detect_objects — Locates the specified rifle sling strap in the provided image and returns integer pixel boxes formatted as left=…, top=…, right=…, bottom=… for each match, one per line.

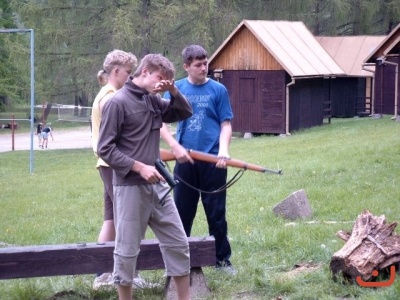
left=173, top=169, right=245, bottom=194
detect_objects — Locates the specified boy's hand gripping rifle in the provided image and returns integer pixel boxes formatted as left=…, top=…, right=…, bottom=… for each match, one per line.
left=155, top=159, right=178, bottom=206
left=160, top=148, right=282, bottom=175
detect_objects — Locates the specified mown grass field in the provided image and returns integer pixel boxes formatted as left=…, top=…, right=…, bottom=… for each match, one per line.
left=0, top=116, right=399, bottom=299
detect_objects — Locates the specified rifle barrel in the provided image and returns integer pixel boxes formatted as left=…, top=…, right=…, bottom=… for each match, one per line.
left=159, top=148, right=282, bottom=175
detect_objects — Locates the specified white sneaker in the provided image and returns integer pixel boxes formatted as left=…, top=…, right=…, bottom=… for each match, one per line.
left=93, top=273, right=114, bottom=289
left=133, top=275, right=161, bottom=289
left=133, top=275, right=147, bottom=288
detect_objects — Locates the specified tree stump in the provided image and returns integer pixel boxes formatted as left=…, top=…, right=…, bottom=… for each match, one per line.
left=330, top=210, right=400, bottom=282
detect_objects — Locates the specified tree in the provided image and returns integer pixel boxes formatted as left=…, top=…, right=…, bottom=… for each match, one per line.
left=2, top=0, right=399, bottom=109
left=8, top=0, right=233, bottom=103
left=10, top=0, right=134, bottom=106
left=0, top=0, right=29, bottom=111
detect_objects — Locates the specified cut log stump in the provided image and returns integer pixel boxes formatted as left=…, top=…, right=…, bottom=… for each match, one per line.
left=330, top=210, right=400, bottom=282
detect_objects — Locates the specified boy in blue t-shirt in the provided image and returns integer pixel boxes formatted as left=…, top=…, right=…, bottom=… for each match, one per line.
left=162, top=44, right=236, bottom=275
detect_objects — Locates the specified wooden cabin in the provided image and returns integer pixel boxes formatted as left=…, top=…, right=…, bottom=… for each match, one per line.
left=364, top=23, right=400, bottom=117
left=208, top=20, right=345, bottom=135
left=316, top=36, right=385, bottom=118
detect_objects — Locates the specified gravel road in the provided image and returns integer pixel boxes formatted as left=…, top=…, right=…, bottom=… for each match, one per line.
left=0, top=126, right=92, bottom=153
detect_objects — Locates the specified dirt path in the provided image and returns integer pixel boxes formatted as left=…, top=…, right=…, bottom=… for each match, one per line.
left=0, top=126, right=92, bottom=153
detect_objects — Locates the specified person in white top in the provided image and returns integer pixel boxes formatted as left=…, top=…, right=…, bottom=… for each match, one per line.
left=91, top=49, right=138, bottom=289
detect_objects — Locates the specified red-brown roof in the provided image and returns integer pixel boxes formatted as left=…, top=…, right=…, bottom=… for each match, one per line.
left=316, top=36, right=386, bottom=77
left=364, top=22, right=400, bottom=63
left=208, top=20, right=345, bottom=77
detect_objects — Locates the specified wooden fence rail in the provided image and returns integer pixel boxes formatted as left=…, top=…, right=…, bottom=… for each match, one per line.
left=0, top=236, right=215, bottom=280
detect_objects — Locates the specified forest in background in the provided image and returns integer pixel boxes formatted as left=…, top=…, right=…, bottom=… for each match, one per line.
left=0, top=0, right=399, bottom=111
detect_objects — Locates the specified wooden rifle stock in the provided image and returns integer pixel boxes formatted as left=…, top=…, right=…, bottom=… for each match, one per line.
left=160, top=148, right=282, bottom=175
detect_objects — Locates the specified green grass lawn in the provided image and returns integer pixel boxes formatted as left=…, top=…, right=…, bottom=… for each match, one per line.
left=0, top=116, right=399, bottom=299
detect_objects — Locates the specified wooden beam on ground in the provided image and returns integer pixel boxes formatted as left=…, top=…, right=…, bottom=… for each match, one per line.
left=0, top=236, right=215, bottom=280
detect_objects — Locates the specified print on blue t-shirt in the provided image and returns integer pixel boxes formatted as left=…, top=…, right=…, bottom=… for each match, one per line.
left=164, top=78, right=233, bottom=154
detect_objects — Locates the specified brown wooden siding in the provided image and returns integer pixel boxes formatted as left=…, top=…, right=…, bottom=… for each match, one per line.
left=355, top=78, right=370, bottom=116
left=365, top=77, right=372, bottom=115
left=219, top=70, right=286, bottom=134
left=209, top=27, right=284, bottom=71
left=329, top=77, right=367, bottom=118
left=214, top=70, right=331, bottom=134
left=289, top=78, right=329, bottom=132
left=374, top=56, right=399, bottom=115
left=260, top=71, right=286, bottom=133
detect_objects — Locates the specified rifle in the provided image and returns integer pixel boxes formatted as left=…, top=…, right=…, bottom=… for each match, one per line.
left=154, top=159, right=178, bottom=206
left=160, top=148, right=282, bottom=175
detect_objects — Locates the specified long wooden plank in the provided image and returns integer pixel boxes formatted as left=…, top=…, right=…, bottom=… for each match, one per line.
left=0, top=236, right=215, bottom=280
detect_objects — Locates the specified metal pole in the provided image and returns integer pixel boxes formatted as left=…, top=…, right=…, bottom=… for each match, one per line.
left=0, top=28, right=35, bottom=174
left=29, top=29, right=35, bottom=174
left=11, top=114, right=15, bottom=151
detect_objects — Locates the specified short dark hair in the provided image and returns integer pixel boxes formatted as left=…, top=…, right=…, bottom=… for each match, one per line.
left=182, top=45, right=207, bottom=66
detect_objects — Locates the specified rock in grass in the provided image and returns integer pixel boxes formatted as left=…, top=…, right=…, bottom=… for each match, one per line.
left=272, top=189, right=312, bottom=220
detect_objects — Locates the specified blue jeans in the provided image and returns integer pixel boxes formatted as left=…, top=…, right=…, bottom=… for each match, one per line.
left=173, top=161, right=232, bottom=263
